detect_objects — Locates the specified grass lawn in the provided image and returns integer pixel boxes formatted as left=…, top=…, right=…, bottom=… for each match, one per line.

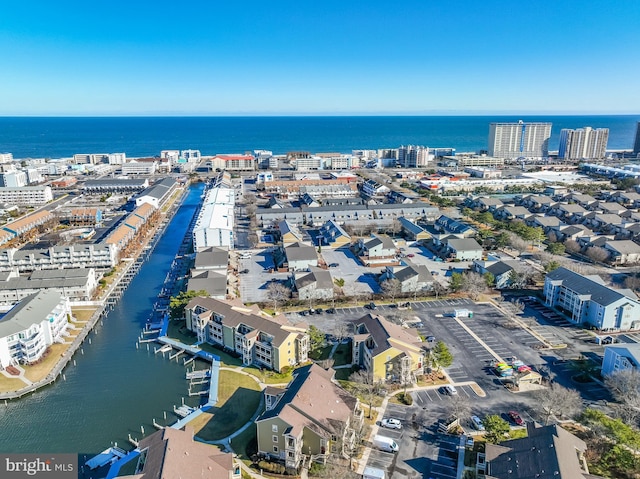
left=309, top=345, right=332, bottom=361
left=23, top=343, right=71, bottom=382
left=230, top=423, right=257, bottom=461
left=191, top=370, right=262, bottom=441
left=335, top=365, right=359, bottom=381
left=332, top=342, right=352, bottom=367
left=0, top=374, right=28, bottom=393
left=242, top=366, right=293, bottom=385
left=199, top=344, right=243, bottom=367
left=72, top=308, right=96, bottom=322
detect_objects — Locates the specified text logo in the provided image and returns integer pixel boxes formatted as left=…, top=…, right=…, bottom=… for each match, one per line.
left=0, top=454, right=76, bottom=478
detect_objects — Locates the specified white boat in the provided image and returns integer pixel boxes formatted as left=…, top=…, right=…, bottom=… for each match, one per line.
left=85, top=446, right=128, bottom=470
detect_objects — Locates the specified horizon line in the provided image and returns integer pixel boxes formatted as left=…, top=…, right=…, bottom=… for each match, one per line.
left=1, top=112, right=640, bottom=118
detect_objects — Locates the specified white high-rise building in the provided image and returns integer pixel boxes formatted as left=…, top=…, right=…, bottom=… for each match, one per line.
left=488, top=121, right=552, bottom=159
left=558, top=127, right=609, bottom=160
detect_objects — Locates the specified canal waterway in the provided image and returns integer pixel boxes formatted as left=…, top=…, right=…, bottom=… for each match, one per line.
left=0, top=183, right=205, bottom=454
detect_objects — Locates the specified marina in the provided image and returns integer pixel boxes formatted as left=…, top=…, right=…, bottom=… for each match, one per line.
left=0, top=183, right=207, bottom=454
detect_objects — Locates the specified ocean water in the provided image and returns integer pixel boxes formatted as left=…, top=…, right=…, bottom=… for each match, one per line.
left=0, top=115, right=638, bottom=159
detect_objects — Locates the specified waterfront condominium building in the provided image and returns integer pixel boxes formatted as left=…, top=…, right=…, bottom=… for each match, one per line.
left=184, top=297, right=309, bottom=373
left=488, top=120, right=552, bottom=159
left=0, top=290, right=71, bottom=369
left=558, top=127, right=609, bottom=160
left=634, top=121, right=640, bottom=157
left=192, top=187, right=235, bottom=251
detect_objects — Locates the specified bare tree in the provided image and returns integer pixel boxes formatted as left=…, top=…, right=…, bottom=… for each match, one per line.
left=349, top=369, right=382, bottom=419
left=586, top=246, right=610, bottom=263
left=533, top=382, right=582, bottom=425
left=245, top=203, right=257, bottom=218
left=447, top=394, right=471, bottom=420
left=243, top=193, right=257, bottom=204
left=624, top=273, right=640, bottom=293
left=432, top=281, right=447, bottom=300
left=390, top=218, right=402, bottom=238
left=381, top=278, right=402, bottom=303
left=564, top=239, right=581, bottom=254
left=460, top=271, right=488, bottom=300
left=266, top=282, right=291, bottom=312
left=547, top=231, right=559, bottom=244
left=333, top=320, right=350, bottom=344
left=605, top=368, right=640, bottom=424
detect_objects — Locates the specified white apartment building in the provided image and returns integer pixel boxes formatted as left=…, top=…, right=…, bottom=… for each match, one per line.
left=0, top=170, right=27, bottom=188
left=0, top=153, right=13, bottom=163
left=192, top=187, right=235, bottom=251
left=73, top=153, right=109, bottom=165
left=0, top=290, right=70, bottom=369
left=0, top=186, right=53, bottom=206
left=108, top=153, right=127, bottom=165
left=26, top=168, right=44, bottom=184
left=558, top=127, right=609, bottom=160
left=0, top=244, right=117, bottom=272
left=488, top=121, right=552, bottom=159
left=398, top=145, right=431, bottom=168
left=295, top=156, right=323, bottom=171
left=121, top=160, right=157, bottom=175
left=181, top=149, right=201, bottom=163
left=256, top=171, right=274, bottom=184
left=209, top=155, right=255, bottom=171
left=0, top=268, right=97, bottom=304
left=328, top=155, right=354, bottom=169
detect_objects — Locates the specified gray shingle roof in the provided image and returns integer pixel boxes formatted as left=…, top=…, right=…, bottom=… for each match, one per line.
left=546, top=267, right=637, bottom=306
left=447, top=238, right=482, bottom=252
left=0, top=290, right=64, bottom=337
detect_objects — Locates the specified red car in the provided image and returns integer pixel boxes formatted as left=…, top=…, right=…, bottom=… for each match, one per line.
left=407, top=253, right=415, bottom=257
left=508, top=411, right=524, bottom=426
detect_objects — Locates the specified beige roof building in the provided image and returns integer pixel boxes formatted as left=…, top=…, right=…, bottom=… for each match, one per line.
left=119, top=427, right=240, bottom=479
left=255, top=364, right=362, bottom=470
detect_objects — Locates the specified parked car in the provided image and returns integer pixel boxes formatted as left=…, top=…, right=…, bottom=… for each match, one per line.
left=315, top=308, right=323, bottom=314
left=466, top=436, right=474, bottom=448
left=406, top=253, right=415, bottom=257
left=328, top=263, right=339, bottom=267
left=471, top=415, right=485, bottom=431
left=443, top=385, right=458, bottom=395
left=508, top=411, right=524, bottom=426
left=299, top=310, right=308, bottom=316
left=326, top=308, right=336, bottom=314
left=365, top=302, right=377, bottom=310
left=308, top=309, right=316, bottom=315
left=381, top=418, right=402, bottom=430
left=239, top=269, right=249, bottom=274
left=426, top=336, right=436, bottom=343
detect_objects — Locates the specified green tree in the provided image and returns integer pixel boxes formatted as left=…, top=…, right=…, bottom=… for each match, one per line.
left=483, top=415, right=510, bottom=444
left=449, top=272, right=463, bottom=292
left=546, top=243, right=565, bottom=255
left=169, top=290, right=209, bottom=319
left=308, top=325, right=326, bottom=352
left=495, top=232, right=511, bottom=248
left=433, top=341, right=453, bottom=370
left=483, top=272, right=496, bottom=287
left=544, top=260, right=561, bottom=272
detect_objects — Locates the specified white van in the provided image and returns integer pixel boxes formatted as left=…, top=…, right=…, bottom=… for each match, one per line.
left=373, top=435, right=399, bottom=453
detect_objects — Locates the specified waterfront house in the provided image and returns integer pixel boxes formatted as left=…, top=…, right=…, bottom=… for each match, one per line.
left=255, top=364, right=363, bottom=470
left=120, top=426, right=240, bottom=479
left=193, top=246, right=229, bottom=272
left=187, top=270, right=227, bottom=299
left=0, top=290, right=70, bottom=369
left=0, top=268, right=97, bottom=304
left=184, top=297, right=309, bottom=372
left=350, top=313, right=424, bottom=383
left=135, top=177, right=178, bottom=209
left=543, top=267, right=640, bottom=330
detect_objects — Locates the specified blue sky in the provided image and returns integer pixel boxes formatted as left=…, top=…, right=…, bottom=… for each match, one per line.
left=1, top=1, right=639, bottom=115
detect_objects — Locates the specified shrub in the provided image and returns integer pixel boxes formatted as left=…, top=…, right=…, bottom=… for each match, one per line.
left=395, top=392, right=413, bottom=405
left=257, top=460, right=285, bottom=475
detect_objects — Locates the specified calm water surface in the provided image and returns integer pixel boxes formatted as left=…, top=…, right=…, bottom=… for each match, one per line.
left=0, top=184, right=204, bottom=454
